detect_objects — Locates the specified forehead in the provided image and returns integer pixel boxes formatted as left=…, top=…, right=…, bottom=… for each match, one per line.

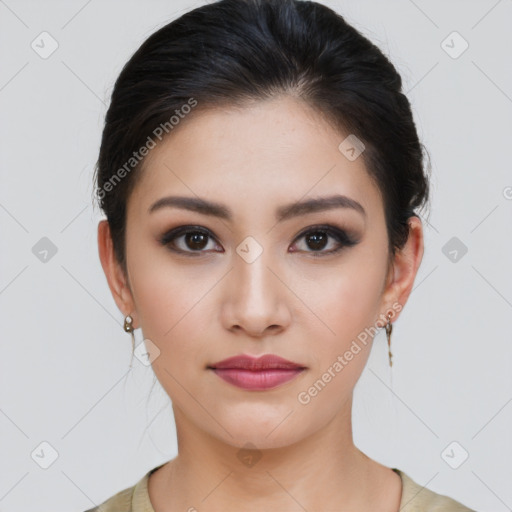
left=129, top=95, right=383, bottom=224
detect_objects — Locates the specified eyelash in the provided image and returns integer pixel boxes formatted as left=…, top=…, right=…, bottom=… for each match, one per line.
left=158, top=224, right=360, bottom=258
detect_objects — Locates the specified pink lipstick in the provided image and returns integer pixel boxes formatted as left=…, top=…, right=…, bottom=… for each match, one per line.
left=208, top=354, right=306, bottom=390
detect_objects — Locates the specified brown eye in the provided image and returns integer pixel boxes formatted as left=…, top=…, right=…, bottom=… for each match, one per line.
left=304, top=231, right=329, bottom=251
left=159, top=226, right=221, bottom=255
left=291, top=225, right=359, bottom=257
left=184, top=232, right=209, bottom=250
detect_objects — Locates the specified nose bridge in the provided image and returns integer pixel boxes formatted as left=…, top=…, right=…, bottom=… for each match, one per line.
left=225, top=236, right=289, bottom=335
left=235, top=241, right=277, bottom=307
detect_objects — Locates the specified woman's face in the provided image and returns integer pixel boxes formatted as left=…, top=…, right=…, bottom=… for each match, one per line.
left=111, top=95, right=404, bottom=449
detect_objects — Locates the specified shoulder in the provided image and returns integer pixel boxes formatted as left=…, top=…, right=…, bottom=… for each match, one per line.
left=83, top=463, right=164, bottom=512
left=82, top=484, right=133, bottom=512
left=394, top=469, right=476, bottom=511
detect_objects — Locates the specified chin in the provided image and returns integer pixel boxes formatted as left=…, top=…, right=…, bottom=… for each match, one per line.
left=209, top=415, right=311, bottom=452
left=229, top=431, right=305, bottom=453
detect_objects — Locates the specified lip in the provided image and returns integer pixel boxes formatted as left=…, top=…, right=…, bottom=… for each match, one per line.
left=209, top=354, right=305, bottom=370
left=208, top=354, right=307, bottom=391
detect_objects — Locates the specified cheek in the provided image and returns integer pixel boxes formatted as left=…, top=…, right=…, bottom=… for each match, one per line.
left=294, top=265, right=386, bottom=415
left=300, top=255, right=387, bottom=390
left=129, top=257, right=212, bottom=407
left=127, top=246, right=217, bottom=362
left=332, top=267, right=383, bottom=331
left=127, top=230, right=187, bottom=318
left=308, top=255, right=385, bottom=342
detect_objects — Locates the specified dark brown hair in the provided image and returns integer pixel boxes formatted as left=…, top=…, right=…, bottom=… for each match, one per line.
left=93, top=0, right=431, bottom=276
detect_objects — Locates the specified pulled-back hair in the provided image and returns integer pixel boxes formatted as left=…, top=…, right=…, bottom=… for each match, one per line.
left=93, top=0, right=430, bottom=275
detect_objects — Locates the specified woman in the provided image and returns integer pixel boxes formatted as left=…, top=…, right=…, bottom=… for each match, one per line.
left=89, top=0, right=475, bottom=510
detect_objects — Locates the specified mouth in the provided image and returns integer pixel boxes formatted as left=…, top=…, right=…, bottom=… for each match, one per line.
left=207, top=353, right=307, bottom=391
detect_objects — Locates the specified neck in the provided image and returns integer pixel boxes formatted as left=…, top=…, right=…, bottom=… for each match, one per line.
left=156, top=402, right=391, bottom=511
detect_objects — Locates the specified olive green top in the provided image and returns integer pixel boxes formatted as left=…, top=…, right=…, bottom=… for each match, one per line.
left=84, top=464, right=475, bottom=511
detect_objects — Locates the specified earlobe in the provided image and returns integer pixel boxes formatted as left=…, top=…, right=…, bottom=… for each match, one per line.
left=382, top=216, right=424, bottom=320
left=97, top=220, right=137, bottom=325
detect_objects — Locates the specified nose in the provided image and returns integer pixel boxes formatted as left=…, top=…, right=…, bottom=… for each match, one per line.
left=221, top=249, right=292, bottom=338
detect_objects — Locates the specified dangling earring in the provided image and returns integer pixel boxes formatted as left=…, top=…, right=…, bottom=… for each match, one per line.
left=385, top=312, right=393, bottom=367
left=124, top=314, right=135, bottom=369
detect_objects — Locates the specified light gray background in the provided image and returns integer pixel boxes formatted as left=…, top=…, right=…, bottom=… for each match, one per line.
left=1, top=1, right=511, bottom=511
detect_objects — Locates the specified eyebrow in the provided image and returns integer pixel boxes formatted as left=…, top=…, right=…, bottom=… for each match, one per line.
left=148, top=194, right=366, bottom=221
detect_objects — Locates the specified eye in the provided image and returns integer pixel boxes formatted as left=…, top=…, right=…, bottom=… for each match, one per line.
left=159, top=223, right=360, bottom=257
left=290, top=224, right=360, bottom=257
left=159, top=225, right=221, bottom=256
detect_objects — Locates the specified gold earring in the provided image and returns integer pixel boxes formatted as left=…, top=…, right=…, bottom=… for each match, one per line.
left=124, top=315, right=135, bottom=368
left=385, top=312, right=393, bottom=367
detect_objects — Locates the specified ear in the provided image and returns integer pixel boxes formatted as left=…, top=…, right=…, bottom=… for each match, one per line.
left=97, top=219, right=138, bottom=328
left=380, top=215, right=424, bottom=323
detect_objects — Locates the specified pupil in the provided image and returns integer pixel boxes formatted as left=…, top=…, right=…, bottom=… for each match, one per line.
left=183, top=232, right=330, bottom=251
left=307, top=232, right=327, bottom=250
left=187, top=233, right=207, bottom=250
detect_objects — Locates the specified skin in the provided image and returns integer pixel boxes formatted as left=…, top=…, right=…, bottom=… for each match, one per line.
left=98, top=95, right=424, bottom=511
